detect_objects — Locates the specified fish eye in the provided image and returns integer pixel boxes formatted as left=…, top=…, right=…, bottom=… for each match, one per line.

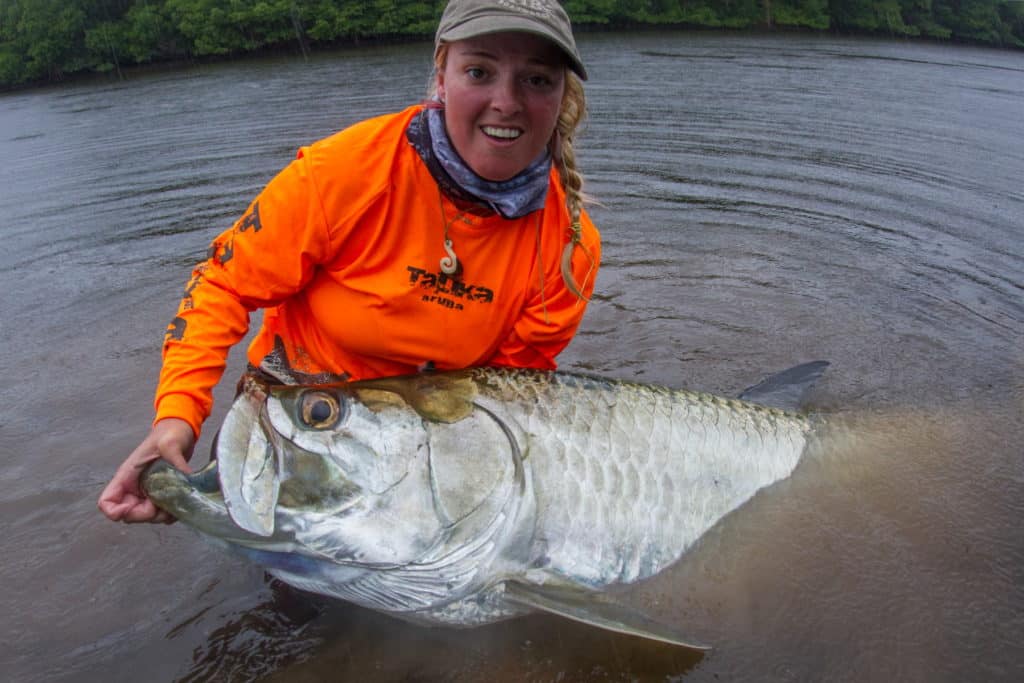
left=299, top=391, right=343, bottom=429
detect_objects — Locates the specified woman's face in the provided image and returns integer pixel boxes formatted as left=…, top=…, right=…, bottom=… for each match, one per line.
left=437, top=32, right=566, bottom=182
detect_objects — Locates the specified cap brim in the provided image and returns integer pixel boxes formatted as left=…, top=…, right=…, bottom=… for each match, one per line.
left=437, top=18, right=587, bottom=81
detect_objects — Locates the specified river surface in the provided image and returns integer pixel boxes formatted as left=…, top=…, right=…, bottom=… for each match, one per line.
left=1, top=31, right=1022, bottom=682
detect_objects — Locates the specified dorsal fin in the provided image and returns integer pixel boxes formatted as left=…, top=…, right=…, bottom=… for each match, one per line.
left=738, top=361, right=830, bottom=411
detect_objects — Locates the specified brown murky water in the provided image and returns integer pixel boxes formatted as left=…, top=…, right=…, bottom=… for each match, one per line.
left=2, top=32, right=1022, bottom=682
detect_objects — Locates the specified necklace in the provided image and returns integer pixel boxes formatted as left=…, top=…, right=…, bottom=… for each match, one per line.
left=437, top=189, right=473, bottom=277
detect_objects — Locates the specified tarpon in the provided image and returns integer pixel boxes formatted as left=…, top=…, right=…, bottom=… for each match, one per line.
left=143, top=362, right=828, bottom=650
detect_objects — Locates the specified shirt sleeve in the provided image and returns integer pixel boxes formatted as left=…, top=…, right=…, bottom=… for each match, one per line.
left=154, top=150, right=336, bottom=436
left=487, top=210, right=601, bottom=370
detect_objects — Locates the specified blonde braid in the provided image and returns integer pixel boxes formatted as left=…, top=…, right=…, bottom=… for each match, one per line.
left=554, top=72, right=595, bottom=301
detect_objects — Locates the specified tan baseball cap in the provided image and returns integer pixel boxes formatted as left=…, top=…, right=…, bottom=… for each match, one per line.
left=435, top=0, right=588, bottom=80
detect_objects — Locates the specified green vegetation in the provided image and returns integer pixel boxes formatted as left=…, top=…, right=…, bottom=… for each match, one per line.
left=2, top=1, right=1022, bottom=89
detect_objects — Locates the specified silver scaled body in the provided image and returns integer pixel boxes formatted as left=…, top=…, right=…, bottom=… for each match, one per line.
left=143, top=367, right=816, bottom=642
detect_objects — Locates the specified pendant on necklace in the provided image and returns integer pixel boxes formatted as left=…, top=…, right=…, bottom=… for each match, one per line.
left=440, top=236, right=460, bottom=276
left=438, top=190, right=469, bottom=278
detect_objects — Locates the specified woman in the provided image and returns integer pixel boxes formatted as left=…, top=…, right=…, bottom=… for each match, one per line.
left=99, top=0, right=600, bottom=524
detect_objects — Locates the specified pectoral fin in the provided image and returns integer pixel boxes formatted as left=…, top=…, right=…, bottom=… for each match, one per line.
left=503, top=581, right=712, bottom=651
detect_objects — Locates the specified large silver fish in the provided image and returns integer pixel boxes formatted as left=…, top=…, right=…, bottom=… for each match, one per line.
left=143, top=363, right=828, bottom=650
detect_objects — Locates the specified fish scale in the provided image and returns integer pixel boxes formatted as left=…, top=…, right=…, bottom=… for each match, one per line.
left=464, top=368, right=814, bottom=586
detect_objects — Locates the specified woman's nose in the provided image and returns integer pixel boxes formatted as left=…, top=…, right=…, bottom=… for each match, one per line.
left=489, top=76, right=523, bottom=115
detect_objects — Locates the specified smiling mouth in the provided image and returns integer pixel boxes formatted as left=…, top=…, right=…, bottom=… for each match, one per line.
left=482, top=126, right=522, bottom=140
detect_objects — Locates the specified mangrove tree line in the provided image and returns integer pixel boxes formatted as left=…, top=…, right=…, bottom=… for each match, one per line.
left=2, top=0, right=1022, bottom=88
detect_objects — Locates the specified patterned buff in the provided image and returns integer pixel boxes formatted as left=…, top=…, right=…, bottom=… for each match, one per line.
left=407, top=106, right=552, bottom=219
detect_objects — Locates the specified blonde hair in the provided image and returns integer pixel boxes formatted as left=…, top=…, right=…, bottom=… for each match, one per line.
left=431, top=44, right=594, bottom=300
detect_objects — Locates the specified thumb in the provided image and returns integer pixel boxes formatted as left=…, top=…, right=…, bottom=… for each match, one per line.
left=149, top=418, right=197, bottom=475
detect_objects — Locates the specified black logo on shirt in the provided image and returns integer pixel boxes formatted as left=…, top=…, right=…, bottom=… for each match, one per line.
left=406, top=266, right=494, bottom=311
left=207, top=202, right=262, bottom=265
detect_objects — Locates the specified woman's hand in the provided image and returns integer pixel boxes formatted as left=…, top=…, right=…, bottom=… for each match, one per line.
left=98, top=418, right=196, bottom=524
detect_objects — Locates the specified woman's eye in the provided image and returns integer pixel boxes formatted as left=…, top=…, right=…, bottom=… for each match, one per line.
left=299, top=391, right=343, bottom=429
left=466, top=67, right=486, bottom=80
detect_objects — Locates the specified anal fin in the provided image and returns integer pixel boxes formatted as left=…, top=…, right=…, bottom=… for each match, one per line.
left=503, top=581, right=712, bottom=652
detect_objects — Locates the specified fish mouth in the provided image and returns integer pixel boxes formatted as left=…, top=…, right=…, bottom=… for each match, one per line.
left=139, top=403, right=284, bottom=538
left=143, top=457, right=221, bottom=497
left=178, top=457, right=221, bottom=492
left=141, top=458, right=269, bottom=542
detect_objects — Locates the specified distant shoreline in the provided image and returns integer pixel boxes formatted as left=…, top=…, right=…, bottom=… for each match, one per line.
left=3, top=23, right=1021, bottom=95
left=1, top=33, right=431, bottom=94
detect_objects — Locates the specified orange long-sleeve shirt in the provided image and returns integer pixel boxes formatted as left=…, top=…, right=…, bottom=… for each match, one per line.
left=156, top=105, right=600, bottom=436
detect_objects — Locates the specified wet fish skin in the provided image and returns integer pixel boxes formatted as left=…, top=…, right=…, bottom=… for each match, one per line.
left=144, top=366, right=818, bottom=647
left=464, top=369, right=813, bottom=587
